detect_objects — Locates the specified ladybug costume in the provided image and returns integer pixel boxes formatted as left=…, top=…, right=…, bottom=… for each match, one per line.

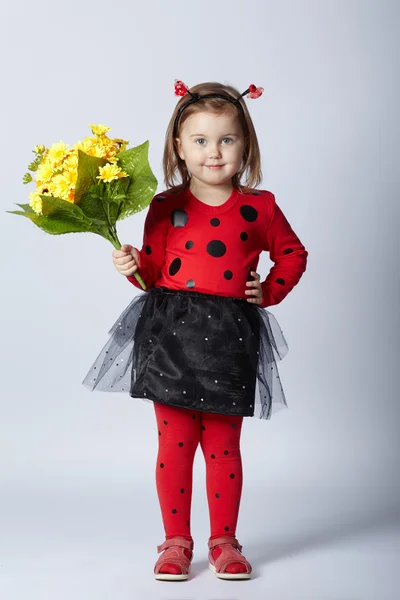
left=83, top=79, right=308, bottom=421
left=82, top=79, right=308, bottom=565
left=83, top=184, right=307, bottom=419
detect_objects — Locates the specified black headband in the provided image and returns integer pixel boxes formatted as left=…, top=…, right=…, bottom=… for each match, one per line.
left=173, top=81, right=264, bottom=136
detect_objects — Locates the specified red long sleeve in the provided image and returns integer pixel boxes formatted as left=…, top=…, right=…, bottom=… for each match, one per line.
left=127, top=195, right=169, bottom=290
left=259, top=194, right=308, bottom=308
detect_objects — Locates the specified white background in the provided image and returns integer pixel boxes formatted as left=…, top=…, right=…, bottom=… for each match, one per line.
left=1, top=1, right=399, bottom=598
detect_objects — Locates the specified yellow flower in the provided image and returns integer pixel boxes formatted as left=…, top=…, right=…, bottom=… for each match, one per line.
left=74, top=137, right=95, bottom=155
left=29, top=187, right=52, bottom=214
left=89, top=124, right=111, bottom=136
left=36, top=161, right=54, bottom=184
left=29, top=191, right=43, bottom=214
left=52, top=174, right=72, bottom=199
left=96, top=163, right=128, bottom=183
left=91, top=143, right=109, bottom=159
left=64, top=151, right=79, bottom=170
left=47, top=141, right=69, bottom=166
left=113, top=137, right=129, bottom=151
left=63, top=167, right=78, bottom=187
left=96, top=136, right=117, bottom=157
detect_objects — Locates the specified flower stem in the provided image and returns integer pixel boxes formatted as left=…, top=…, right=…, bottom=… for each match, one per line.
left=108, top=228, right=147, bottom=291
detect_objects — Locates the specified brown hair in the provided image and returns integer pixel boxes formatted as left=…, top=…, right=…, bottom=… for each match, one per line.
left=162, top=81, right=262, bottom=194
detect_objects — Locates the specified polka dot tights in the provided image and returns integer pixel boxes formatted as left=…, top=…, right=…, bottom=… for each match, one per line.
left=154, top=402, right=245, bottom=575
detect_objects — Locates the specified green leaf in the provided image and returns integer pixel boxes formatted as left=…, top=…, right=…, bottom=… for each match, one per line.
left=8, top=195, right=109, bottom=237
left=16, top=203, right=36, bottom=214
left=74, top=150, right=135, bottom=228
left=116, top=141, right=150, bottom=177
left=7, top=209, right=96, bottom=235
left=74, top=150, right=107, bottom=204
left=78, top=186, right=110, bottom=225
left=116, top=141, right=158, bottom=220
left=79, top=176, right=131, bottom=227
left=107, top=177, right=131, bottom=223
left=122, top=171, right=158, bottom=219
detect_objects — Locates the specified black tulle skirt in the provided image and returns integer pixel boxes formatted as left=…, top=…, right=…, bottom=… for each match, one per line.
left=82, top=286, right=289, bottom=420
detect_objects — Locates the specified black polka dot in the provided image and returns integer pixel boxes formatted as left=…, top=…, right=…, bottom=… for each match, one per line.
left=202, top=426, right=206, bottom=431
left=284, top=248, right=293, bottom=254
left=216, top=493, right=220, bottom=498
left=187, top=521, right=190, bottom=526
left=210, top=218, right=220, bottom=227
left=252, top=191, right=261, bottom=196
left=211, top=454, right=216, bottom=459
left=163, top=420, right=168, bottom=425
left=185, top=240, right=194, bottom=250
left=172, top=509, right=177, bottom=514
left=145, top=245, right=152, bottom=255
left=171, top=208, right=188, bottom=228
left=158, top=430, right=161, bottom=436
left=232, top=423, right=237, bottom=428
left=206, top=240, right=226, bottom=258
left=230, top=473, right=235, bottom=479
left=224, top=270, right=233, bottom=280
left=178, top=442, right=184, bottom=447
left=240, top=232, right=248, bottom=241
left=276, top=278, right=285, bottom=285
left=160, top=463, right=164, bottom=468
left=240, top=205, right=258, bottom=222
left=224, top=450, right=229, bottom=455
left=186, top=279, right=195, bottom=288
left=169, top=257, right=182, bottom=276
left=224, top=526, right=230, bottom=531
left=155, top=195, right=166, bottom=202
left=192, top=414, right=196, bottom=419
left=180, top=488, right=185, bottom=493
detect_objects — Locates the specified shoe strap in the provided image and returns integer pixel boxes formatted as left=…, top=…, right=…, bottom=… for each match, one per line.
left=208, top=535, right=243, bottom=552
left=157, top=536, right=194, bottom=553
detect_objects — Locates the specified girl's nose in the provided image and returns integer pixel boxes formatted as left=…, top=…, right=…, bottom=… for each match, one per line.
left=209, top=146, right=222, bottom=158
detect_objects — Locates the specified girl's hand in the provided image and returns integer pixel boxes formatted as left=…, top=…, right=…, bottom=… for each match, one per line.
left=245, top=271, right=263, bottom=304
left=112, top=244, right=140, bottom=277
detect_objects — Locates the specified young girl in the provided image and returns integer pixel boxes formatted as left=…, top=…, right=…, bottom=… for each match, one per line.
left=83, top=80, right=308, bottom=581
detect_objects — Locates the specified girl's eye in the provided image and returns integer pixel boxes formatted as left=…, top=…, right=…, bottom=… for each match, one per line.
left=195, top=137, right=234, bottom=145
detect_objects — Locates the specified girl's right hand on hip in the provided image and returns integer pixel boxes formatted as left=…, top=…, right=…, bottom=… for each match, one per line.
left=112, top=244, right=140, bottom=276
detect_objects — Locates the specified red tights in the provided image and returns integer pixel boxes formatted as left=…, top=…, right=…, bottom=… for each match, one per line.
left=154, top=402, right=245, bottom=573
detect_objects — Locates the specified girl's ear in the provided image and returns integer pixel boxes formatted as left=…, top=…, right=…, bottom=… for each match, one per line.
left=175, top=138, right=184, bottom=160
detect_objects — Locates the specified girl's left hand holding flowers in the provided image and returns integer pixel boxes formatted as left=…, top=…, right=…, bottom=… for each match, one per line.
left=245, top=271, right=263, bottom=304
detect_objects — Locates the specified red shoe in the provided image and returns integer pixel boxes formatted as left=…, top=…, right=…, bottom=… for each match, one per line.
left=208, top=536, right=252, bottom=579
left=154, top=536, right=194, bottom=581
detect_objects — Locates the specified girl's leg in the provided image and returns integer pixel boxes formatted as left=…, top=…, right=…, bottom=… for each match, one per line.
left=153, top=402, right=200, bottom=574
left=200, top=411, right=246, bottom=574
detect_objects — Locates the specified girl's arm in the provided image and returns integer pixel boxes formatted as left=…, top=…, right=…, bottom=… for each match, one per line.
left=127, top=196, right=169, bottom=290
left=259, top=194, right=308, bottom=308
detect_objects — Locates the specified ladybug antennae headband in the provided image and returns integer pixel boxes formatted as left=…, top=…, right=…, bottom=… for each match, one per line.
left=173, top=80, right=264, bottom=135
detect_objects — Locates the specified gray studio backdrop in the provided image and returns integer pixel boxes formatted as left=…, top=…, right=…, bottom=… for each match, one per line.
left=1, top=1, right=399, bottom=599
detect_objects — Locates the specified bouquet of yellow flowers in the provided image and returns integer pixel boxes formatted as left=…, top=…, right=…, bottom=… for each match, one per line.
left=7, top=124, right=158, bottom=290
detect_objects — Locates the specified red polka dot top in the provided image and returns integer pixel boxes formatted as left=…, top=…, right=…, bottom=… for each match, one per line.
left=127, top=187, right=308, bottom=309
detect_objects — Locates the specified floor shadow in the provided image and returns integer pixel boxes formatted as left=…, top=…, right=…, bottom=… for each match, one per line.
left=189, top=496, right=400, bottom=578
left=247, top=497, right=400, bottom=569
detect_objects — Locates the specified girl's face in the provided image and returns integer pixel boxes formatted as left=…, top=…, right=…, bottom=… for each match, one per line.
left=175, top=110, right=245, bottom=188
